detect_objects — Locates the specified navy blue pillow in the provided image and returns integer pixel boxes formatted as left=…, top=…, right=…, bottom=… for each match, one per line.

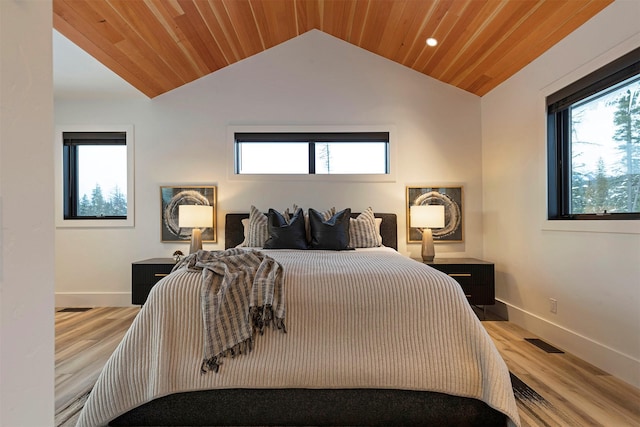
left=309, top=208, right=352, bottom=250
left=263, top=208, right=308, bottom=249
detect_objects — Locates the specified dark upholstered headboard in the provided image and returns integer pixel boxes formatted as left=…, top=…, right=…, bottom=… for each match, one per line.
left=225, top=213, right=398, bottom=250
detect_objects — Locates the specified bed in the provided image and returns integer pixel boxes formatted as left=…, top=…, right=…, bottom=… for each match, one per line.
left=77, top=210, right=520, bottom=427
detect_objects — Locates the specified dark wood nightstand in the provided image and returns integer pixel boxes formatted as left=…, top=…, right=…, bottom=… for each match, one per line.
left=131, top=258, right=176, bottom=305
left=423, top=258, right=495, bottom=307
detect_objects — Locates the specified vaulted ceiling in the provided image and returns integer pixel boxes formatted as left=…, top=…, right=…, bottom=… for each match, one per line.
left=53, top=0, right=613, bottom=98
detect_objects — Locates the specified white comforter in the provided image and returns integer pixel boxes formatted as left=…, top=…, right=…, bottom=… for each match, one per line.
left=77, top=247, right=520, bottom=426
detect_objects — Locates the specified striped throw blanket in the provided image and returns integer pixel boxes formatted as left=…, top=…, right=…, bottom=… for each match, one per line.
left=174, top=249, right=286, bottom=373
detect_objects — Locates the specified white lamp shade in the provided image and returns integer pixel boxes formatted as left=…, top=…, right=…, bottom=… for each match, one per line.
left=178, top=205, right=213, bottom=228
left=410, top=205, right=445, bottom=228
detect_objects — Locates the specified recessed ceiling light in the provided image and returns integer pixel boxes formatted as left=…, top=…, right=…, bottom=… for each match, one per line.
left=426, top=38, right=438, bottom=47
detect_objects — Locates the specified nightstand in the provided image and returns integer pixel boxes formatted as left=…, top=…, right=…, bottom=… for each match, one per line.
left=423, top=258, right=495, bottom=307
left=131, top=258, right=176, bottom=305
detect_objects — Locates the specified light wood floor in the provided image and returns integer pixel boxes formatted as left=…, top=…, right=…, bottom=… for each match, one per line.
left=483, top=320, right=640, bottom=426
left=56, top=307, right=140, bottom=427
left=55, top=307, right=640, bottom=427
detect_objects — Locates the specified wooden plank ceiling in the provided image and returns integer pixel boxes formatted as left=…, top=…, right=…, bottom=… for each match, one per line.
left=53, top=0, right=613, bottom=98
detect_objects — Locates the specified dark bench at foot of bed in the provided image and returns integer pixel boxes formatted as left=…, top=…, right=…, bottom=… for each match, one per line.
left=110, top=388, right=507, bottom=426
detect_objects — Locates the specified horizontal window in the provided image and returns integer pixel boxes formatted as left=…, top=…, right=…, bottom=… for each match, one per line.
left=234, top=132, right=390, bottom=175
left=547, top=48, right=639, bottom=220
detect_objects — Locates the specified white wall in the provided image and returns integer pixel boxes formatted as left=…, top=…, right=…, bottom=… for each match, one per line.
left=482, top=0, right=640, bottom=388
left=54, top=30, right=484, bottom=306
left=0, top=0, right=55, bottom=425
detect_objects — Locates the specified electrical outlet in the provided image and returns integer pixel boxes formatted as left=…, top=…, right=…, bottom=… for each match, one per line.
left=549, top=298, right=557, bottom=314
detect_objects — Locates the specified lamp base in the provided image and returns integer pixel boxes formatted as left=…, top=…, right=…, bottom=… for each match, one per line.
left=421, top=228, right=435, bottom=262
left=189, top=228, right=203, bottom=254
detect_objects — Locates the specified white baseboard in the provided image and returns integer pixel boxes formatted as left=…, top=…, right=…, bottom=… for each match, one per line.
left=55, top=292, right=133, bottom=308
left=491, top=299, right=640, bottom=389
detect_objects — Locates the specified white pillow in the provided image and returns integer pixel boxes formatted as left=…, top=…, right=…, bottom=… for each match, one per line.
left=236, top=218, right=250, bottom=247
left=374, top=217, right=383, bottom=241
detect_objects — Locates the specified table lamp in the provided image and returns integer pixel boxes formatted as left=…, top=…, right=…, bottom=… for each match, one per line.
left=410, top=205, right=445, bottom=262
left=179, top=204, right=213, bottom=254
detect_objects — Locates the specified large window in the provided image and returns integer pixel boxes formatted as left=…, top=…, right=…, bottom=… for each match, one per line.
left=234, top=132, right=390, bottom=175
left=63, top=132, right=127, bottom=219
left=56, top=126, right=134, bottom=227
left=547, top=48, right=639, bottom=220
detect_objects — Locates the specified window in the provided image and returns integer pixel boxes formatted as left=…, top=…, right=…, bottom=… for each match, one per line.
left=547, top=48, right=639, bottom=220
left=56, top=126, right=134, bottom=227
left=234, top=132, right=390, bottom=175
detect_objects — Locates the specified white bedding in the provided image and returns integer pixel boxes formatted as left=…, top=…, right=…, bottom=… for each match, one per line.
left=76, top=247, right=520, bottom=426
